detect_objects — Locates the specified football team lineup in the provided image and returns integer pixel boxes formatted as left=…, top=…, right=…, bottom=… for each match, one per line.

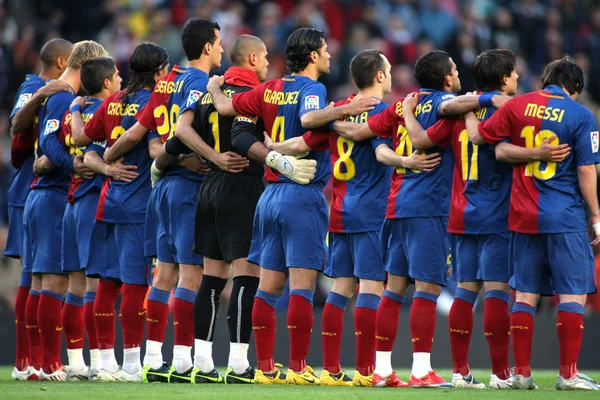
left=4, top=16, right=600, bottom=393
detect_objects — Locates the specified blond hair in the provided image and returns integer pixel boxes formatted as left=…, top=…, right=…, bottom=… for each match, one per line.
left=67, top=41, right=109, bottom=69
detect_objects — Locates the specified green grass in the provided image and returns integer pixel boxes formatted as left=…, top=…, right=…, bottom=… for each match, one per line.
left=0, top=367, right=599, bottom=399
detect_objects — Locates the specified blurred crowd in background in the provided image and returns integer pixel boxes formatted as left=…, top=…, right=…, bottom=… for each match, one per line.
left=1, top=0, right=600, bottom=312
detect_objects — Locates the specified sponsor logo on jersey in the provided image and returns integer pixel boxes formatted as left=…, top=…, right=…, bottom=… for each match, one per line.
left=441, top=94, right=456, bottom=100
left=187, top=90, right=202, bottom=107
left=44, top=119, right=60, bottom=135
left=16, top=93, right=32, bottom=108
left=304, top=95, right=320, bottom=110
left=591, top=131, right=599, bottom=153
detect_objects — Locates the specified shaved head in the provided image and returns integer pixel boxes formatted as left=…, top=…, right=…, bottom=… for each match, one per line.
left=40, top=38, right=74, bottom=69
left=229, top=35, right=265, bottom=67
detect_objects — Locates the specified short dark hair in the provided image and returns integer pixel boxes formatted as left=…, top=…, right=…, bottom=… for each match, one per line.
left=286, top=27, right=326, bottom=73
left=81, top=57, right=116, bottom=95
left=40, top=38, right=73, bottom=68
left=472, top=49, right=516, bottom=92
left=350, top=49, right=386, bottom=90
left=414, top=50, right=452, bottom=90
left=181, top=18, right=220, bottom=61
left=541, top=56, right=584, bottom=95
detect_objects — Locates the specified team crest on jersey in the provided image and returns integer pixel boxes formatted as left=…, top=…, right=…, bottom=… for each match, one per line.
left=591, top=131, right=599, bottom=153
left=187, top=90, right=202, bottom=107
left=44, top=119, right=60, bottom=135
left=93, top=140, right=107, bottom=148
left=304, top=95, right=320, bottom=110
left=16, top=93, right=32, bottom=108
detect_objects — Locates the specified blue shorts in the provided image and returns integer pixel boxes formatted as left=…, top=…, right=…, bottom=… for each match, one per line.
left=144, top=189, right=158, bottom=260
left=62, top=191, right=100, bottom=273
left=325, top=231, right=385, bottom=281
left=152, top=175, right=203, bottom=265
left=87, top=220, right=152, bottom=285
left=24, top=189, right=67, bottom=275
left=451, top=233, right=511, bottom=283
left=382, top=217, right=450, bottom=286
left=509, top=232, right=597, bottom=295
left=248, top=183, right=328, bottom=272
left=4, top=206, right=25, bottom=259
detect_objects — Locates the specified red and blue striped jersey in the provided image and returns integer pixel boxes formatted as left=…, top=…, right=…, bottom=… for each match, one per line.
left=304, top=95, right=391, bottom=232
left=84, top=89, right=158, bottom=224
left=478, top=85, right=600, bottom=234
left=426, top=92, right=512, bottom=234
left=232, top=75, right=331, bottom=188
left=368, top=89, right=456, bottom=219
left=136, top=65, right=208, bottom=182
left=33, top=91, right=77, bottom=192
left=8, top=74, right=46, bottom=207
left=59, top=97, right=103, bottom=204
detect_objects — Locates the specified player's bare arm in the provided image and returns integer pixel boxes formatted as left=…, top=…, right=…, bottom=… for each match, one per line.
left=73, top=153, right=95, bottom=180
left=83, top=151, right=138, bottom=183
left=175, top=109, right=249, bottom=173
left=103, top=122, right=149, bottom=164
left=439, top=92, right=510, bottom=117
left=154, top=142, right=209, bottom=175
left=300, top=96, right=380, bottom=130
left=33, top=154, right=55, bottom=175
left=464, top=111, right=486, bottom=145
left=332, top=120, right=375, bottom=142
left=70, top=97, right=93, bottom=146
left=402, top=93, right=435, bottom=150
left=10, top=80, right=74, bottom=135
left=207, top=75, right=237, bottom=117
left=577, top=163, right=600, bottom=245
left=263, top=132, right=312, bottom=156
left=495, top=137, right=571, bottom=164
left=375, top=144, right=440, bottom=172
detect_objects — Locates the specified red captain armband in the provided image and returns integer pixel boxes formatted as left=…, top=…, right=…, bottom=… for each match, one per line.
left=303, top=127, right=329, bottom=152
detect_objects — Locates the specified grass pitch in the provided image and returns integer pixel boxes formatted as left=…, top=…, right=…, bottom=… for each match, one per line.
left=1, top=367, right=599, bottom=399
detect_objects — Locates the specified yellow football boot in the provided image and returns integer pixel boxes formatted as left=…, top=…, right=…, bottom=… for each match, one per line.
left=352, top=370, right=374, bottom=387
left=320, top=369, right=353, bottom=386
left=286, top=365, right=321, bottom=385
left=254, top=363, right=287, bottom=385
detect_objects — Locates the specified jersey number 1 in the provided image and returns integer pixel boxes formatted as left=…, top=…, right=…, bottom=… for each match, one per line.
left=520, top=126, right=558, bottom=180
left=458, top=129, right=478, bottom=181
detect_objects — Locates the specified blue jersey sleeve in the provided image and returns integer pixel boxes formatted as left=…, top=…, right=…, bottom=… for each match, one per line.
left=10, top=79, right=44, bottom=124
left=147, top=131, right=161, bottom=142
left=39, top=96, right=74, bottom=172
left=179, top=74, right=209, bottom=114
left=434, top=92, right=457, bottom=117
left=371, top=136, right=392, bottom=151
left=298, top=81, right=327, bottom=119
left=574, top=112, right=600, bottom=166
left=84, top=142, right=106, bottom=156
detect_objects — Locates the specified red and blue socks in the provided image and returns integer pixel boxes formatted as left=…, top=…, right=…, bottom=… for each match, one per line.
left=511, top=302, right=535, bottom=377
left=557, top=302, right=584, bottom=379
left=38, top=290, right=65, bottom=373
left=145, top=287, right=170, bottom=369
left=322, top=291, right=349, bottom=374
left=252, top=290, right=280, bottom=372
left=484, top=290, right=510, bottom=380
left=84, top=291, right=99, bottom=370
left=288, top=289, right=314, bottom=373
left=63, top=292, right=85, bottom=370
left=173, top=287, right=196, bottom=373
left=410, top=291, right=438, bottom=378
left=355, top=293, right=380, bottom=376
left=449, top=287, right=478, bottom=376
left=375, top=290, right=404, bottom=377
left=14, top=272, right=31, bottom=371
left=94, top=279, right=121, bottom=373
left=25, top=289, right=42, bottom=371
